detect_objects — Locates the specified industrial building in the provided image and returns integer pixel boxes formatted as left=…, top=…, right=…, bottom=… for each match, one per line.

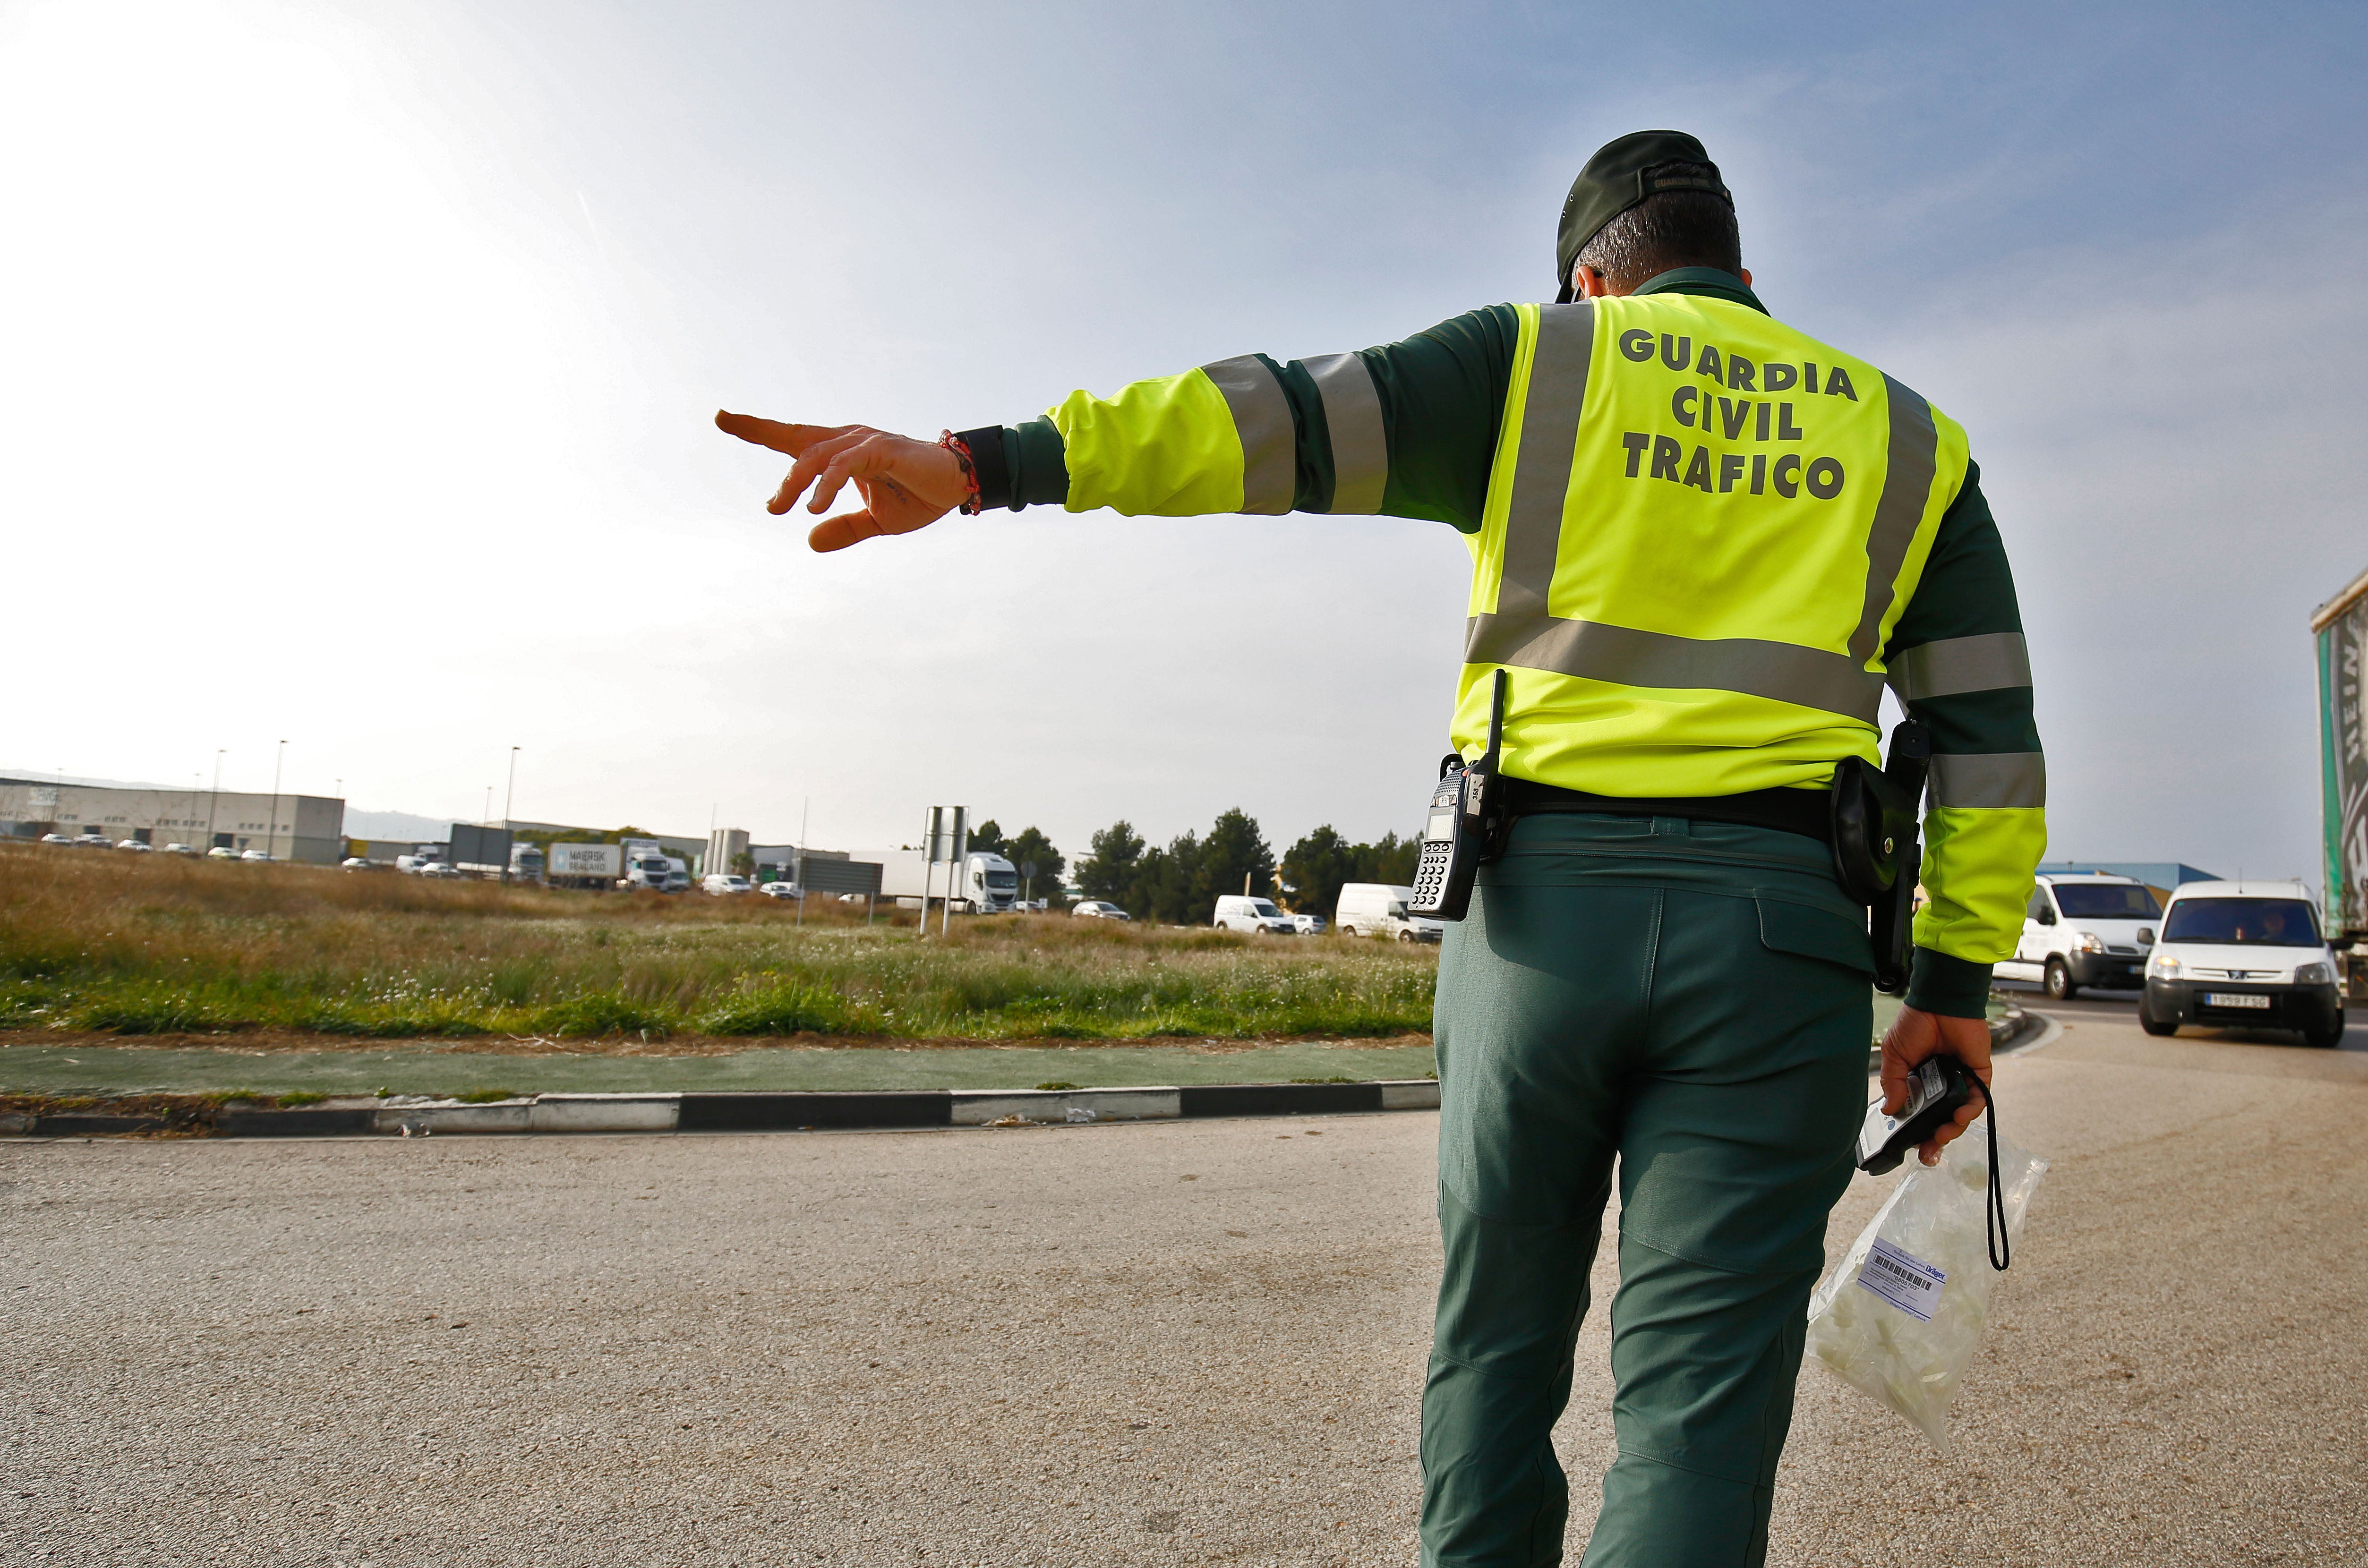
left=0, top=776, right=345, bottom=864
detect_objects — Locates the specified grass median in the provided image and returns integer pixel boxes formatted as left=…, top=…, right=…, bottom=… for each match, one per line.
left=0, top=842, right=1437, bottom=1045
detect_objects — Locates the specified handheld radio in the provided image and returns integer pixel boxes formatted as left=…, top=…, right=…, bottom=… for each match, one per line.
left=1409, top=671, right=1508, bottom=922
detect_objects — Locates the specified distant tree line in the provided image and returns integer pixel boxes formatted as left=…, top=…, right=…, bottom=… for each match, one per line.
left=1068, top=810, right=1418, bottom=926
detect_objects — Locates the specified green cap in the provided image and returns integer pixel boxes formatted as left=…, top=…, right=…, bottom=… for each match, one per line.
left=1555, top=130, right=1731, bottom=303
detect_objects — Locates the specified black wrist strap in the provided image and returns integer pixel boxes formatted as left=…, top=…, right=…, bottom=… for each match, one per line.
left=1969, top=1074, right=2009, bottom=1272
left=954, top=425, right=1017, bottom=512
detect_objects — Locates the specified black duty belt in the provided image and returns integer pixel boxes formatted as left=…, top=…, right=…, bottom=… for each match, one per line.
left=1501, top=777, right=1833, bottom=845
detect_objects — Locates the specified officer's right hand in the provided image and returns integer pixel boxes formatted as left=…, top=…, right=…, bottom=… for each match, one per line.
left=1878, top=1006, right=1994, bottom=1166
left=714, top=413, right=973, bottom=552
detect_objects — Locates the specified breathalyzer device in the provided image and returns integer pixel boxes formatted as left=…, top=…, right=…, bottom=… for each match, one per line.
left=1409, top=671, right=1508, bottom=922
left=1856, top=1056, right=1976, bottom=1176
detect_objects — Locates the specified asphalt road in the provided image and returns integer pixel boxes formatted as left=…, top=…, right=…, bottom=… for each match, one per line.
left=5, top=1007, right=2365, bottom=1567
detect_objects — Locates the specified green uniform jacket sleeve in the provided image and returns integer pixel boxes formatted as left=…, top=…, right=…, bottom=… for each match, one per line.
left=983, top=307, right=1521, bottom=528
left=1883, top=461, right=2048, bottom=1017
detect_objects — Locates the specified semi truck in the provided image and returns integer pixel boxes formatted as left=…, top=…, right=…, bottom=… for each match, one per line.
left=862, top=848, right=1023, bottom=913
left=617, top=837, right=687, bottom=892
left=2315, top=563, right=2368, bottom=999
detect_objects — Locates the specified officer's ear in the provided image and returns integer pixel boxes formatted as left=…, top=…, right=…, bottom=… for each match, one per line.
left=1569, top=263, right=1615, bottom=299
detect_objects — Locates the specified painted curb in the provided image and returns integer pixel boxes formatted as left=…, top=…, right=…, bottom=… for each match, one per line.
left=2, top=1081, right=1443, bottom=1140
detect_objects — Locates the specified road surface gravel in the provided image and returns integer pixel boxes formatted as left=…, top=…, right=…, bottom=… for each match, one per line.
left=3, top=1007, right=2364, bottom=1566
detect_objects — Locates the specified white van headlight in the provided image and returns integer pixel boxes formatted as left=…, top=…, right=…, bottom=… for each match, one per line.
left=2074, top=931, right=2106, bottom=954
left=2152, top=954, right=2182, bottom=979
left=2296, top=961, right=2334, bottom=986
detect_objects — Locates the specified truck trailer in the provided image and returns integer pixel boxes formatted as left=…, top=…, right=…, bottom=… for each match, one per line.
left=2315, top=563, right=2368, bottom=999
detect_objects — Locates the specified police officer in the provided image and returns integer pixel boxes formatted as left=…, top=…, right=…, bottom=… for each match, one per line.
left=719, top=130, right=2044, bottom=1567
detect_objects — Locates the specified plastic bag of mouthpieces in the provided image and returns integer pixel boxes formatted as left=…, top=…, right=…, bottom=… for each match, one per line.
left=1804, top=1125, right=2048, bottom=1456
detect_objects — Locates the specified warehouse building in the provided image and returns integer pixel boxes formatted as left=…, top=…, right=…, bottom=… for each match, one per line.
left=0, top=776, right=345, bottom=864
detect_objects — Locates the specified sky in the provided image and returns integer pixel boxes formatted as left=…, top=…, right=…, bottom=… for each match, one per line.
left=4, top=0, right=2364, bottom=881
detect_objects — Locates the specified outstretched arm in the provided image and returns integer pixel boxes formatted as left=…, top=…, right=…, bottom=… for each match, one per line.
left=716, top=307, right=1523, bottom=550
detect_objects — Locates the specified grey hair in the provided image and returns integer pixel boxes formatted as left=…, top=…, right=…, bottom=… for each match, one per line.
left=1573, top=162, right=1741, bottom=292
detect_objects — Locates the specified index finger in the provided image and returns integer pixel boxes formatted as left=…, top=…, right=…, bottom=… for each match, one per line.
left=715, top=411, right=846, bottom=456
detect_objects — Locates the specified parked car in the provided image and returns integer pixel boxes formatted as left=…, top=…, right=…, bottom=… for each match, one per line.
left=73, top=832, right=112, bottom=847
left=206, top=846, right=238, bottom=859
left=417, top=861, right=462, bottom=879
left=1213, top=894, right=1297, bottom=935
left=115, top=839, right=152, bottom=852
left=759, top=881, right=800, bottom=900
left=239, top=849, right=274, bottom=862
left=1072, top=900, right=1131, bottom=921
left=701, top=873, right=754, bottom=895
left=1993, top=871, right=2161, bottom=999
left=39, top=833, right=72, bottom=845
left=161, top=843, right=199, bottom=856
left=1292, top=912, right=1328, bottom=935
left=1336, top=882, right=1443, bottom=943
left=2141, top=879, right=2348, bottom=1047
left=340, top=856, right=375, bottom=871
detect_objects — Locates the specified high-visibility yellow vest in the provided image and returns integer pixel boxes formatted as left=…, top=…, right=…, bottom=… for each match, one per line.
left=1452, top=294, right=1972, bottom=796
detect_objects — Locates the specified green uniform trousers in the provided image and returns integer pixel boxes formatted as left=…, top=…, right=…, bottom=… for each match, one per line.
left=1420, top=813, right=1875, bottom=1568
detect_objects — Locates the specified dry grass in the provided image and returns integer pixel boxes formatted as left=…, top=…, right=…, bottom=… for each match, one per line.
left=0, top=843, right=1437, bottom=1042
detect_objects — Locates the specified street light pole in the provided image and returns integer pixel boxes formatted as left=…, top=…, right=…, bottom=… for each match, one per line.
left=266, top=741, right=286, bottom=861
left=206, top=750, right=225, bottom=851
left=502, top=747, right=520, bottom=882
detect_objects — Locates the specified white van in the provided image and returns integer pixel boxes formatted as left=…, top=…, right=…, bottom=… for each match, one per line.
left=1993, top=871, right=2162, bottom=999
left=2141, top=879, right=2347, bottom=1047
left=1335, top=882, right=1442, bottom=944
left=1213, top=895, right=1296, bottom=934
left=701, top=873, right=752, bottom=895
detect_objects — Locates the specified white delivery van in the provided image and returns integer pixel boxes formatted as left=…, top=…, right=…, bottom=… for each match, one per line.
left=2141, top=879, right=2348, bottom=1047
left=1993, top=871, right=2162, bottom=999
left=1213, top=895, right=1296, bottom=934
left=1335, top=882, right=1443, bottom=944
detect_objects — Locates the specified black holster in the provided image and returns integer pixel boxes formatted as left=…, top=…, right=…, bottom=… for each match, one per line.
left=1831, top=722, right=1931, bottom=996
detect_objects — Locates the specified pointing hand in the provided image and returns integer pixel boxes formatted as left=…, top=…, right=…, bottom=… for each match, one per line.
left=715, top=413, right=973, bottom=553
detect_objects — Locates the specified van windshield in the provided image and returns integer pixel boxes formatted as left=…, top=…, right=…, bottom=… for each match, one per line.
left=1251, top=901, right=1281, bottom=916
left=2053, top=884, right=2161, bottom=919
left=2162, top=898, right=2319, bottom=947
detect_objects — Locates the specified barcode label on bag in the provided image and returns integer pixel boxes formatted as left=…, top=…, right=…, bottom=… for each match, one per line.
left=1855, top=1236, right=1947, bottom=1322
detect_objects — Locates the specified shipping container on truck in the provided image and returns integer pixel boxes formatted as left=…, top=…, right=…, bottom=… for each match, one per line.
left=545, top=842, right=623, bottom=890
left=2314, top=562, right=2368, bottom=999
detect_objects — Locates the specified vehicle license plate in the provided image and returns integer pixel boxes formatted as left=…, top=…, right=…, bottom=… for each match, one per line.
left=2204, top=992, right=2271, bottom=1009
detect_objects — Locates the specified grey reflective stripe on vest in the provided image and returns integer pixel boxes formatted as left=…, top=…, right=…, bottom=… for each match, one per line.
left=1929, top=751, right=2046, bottom=809
left=1465, top=614, right=1887, bottom=722
left=1201, top=356, right=1294, bottom=516
left=1473, top=300, right=1884, bottom=724
left=1886, top=632, right=2033, bottom=702
left=1847, top=376, right=1940, bottom=665
left=1495, top=304, right=1594, bottom=622
left=1304, top=352, right=1387, bottom=513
